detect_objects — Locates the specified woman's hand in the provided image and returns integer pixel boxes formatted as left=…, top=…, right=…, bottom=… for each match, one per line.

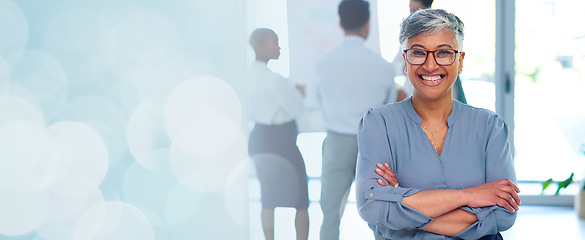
left=460, top=179, right=521, bottom=213
left=375, top=163, right=398, bottom=187
left=295, top=84, right=306, bottom=96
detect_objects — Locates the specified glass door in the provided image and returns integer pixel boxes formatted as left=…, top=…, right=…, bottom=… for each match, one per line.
left=514, top=0, right=585, bottom=191
left=433, top=1, right=497, bottom=111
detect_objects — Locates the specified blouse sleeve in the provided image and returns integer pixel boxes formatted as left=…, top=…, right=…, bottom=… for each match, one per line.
left=356, top=108, right=432, bottom=231
left=304, top=78, right=321, bottom=109
left=454, top=114, right=517, bottom=239
left=273, top=75, right=304, bottom=118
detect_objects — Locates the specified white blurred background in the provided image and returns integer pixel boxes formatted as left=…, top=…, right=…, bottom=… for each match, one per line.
left=0, top=0, right=249, bottom=239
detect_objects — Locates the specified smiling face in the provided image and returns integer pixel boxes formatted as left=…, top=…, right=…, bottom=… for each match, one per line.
left=403, top=28, right=465, bottom=102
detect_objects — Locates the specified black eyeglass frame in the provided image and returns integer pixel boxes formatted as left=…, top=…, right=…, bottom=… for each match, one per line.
left=403, top=49, right=461, bottom=66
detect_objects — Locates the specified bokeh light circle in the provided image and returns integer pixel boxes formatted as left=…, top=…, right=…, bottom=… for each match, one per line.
left=126, top=100, right=169, bottom=171
left=35, top=189, right=105, bottom=239
left=33, top=225, right=76, bottom=240
left=0, top=81, right=41, bottom=106
left=59, top=96, right=128, bottom=166
left=133, top=50, right=215, bottom=101
left=223, top=158, right=250, bottom=227
left=133, top=49, right=187, bottom=101
left=0, top=122, right=59, bottom=192
left=162, top=183, right=204, bottom=227
left=0, top=55, right=10, bottom=83
left=104, top=9, right=181, bottom=82
left=10, top=50, right=68, bottom=119
left=41, top=7, right=105, bottom=61
left=170, top=114, right=242, bottom=157
left=61, top=96, right=127, bottom=134
left=73, top=201, right=155, bottom=240
left=47, top=122, right=109, bottom=199
left=67, top=61, right=121, bottom=99
left=0, top=0, right=29, bottom=62
left=163, top=76, right=242, bottom=141
left=0, top=189, right=49, bottom=236
left=42, top=189, right=105, bottom=228
left=0, top=95, right=44, bottom=127
left=169, top=131, right=247, bottom=193
left=122, top=158, right=175, bottom=227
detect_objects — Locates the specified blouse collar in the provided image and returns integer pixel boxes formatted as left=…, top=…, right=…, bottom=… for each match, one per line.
left=404, top=97, right=461, bottom=127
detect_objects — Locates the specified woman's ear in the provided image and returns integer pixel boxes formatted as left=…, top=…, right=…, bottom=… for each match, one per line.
left=457, top=52, right=465, bottom=73
left=403, top=53, right=408, bottom=74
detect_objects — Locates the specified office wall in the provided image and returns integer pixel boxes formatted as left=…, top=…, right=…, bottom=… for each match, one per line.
left=0, top=0, right=249, bottom=239
left=286, top=0, right=382, bottom=132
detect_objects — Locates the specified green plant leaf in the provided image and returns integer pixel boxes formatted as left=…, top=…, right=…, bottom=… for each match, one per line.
left=542, top=178, right=553, bottom=193
left=554, top=173, right=574, bottom=195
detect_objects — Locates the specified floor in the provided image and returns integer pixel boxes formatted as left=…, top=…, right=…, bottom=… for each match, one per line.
left=500, top=205, right=585, bottom=240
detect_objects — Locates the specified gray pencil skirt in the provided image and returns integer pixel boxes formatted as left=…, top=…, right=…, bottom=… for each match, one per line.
left=248, top=121, right=309, bottom=209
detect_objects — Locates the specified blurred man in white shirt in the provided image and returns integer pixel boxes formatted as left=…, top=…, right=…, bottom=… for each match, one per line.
left=305, top=1, right=400, bottom=239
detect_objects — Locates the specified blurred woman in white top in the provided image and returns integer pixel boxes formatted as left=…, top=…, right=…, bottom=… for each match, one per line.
left=247, top=28, right=309, bottom=240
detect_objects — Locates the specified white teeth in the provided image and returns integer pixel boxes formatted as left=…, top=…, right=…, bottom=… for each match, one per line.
left=421, top=75, right=441, bottom=82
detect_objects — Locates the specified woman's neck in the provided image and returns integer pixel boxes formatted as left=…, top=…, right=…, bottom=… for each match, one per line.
left=255, top=57, right=269, bottom=63
left=411, top=95, right=454, bottom=126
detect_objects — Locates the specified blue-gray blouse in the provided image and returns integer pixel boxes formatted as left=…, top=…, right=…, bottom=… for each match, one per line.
left=356, top=97, right=517, bottom=240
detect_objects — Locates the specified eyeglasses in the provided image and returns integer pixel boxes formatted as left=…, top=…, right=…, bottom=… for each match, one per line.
left=403, top=49, right=460, bottom=66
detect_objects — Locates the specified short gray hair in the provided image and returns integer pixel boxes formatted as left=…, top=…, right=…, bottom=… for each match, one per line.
left=399, top=9, right=464, bottom=50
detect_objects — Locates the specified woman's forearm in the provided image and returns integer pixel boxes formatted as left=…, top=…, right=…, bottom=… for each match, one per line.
left=376, top=163, right=468, bottom=218
left=401, top=189, right=467, bottom=218
left=421, top=208, right=477, bottom=236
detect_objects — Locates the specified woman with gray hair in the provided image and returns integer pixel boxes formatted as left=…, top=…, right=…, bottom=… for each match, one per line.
left=356, top=9, right=519, bottom=240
